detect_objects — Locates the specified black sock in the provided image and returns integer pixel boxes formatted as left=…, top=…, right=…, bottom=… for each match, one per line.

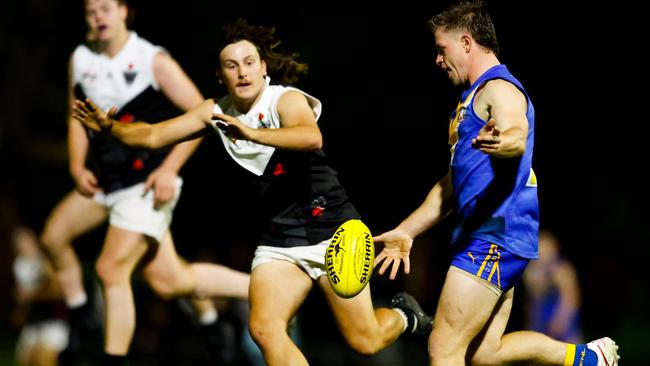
left=102, top=354, right=127, bottom=366
left=68, top=302, right=91, bottom=326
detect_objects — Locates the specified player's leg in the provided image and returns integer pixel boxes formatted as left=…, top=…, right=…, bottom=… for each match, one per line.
left=428, top=267, right=501, bottom=366
left=468, top=287, right=568, bottom=365
left=95, top=226, right=149, bottom=356
left=40, top=190, right=107, bottom=308
left=141, top=231, right=228, bottom=327
left=141, top=231, right=198, bottom=299
left=468, top=287, right=620, bottom=365
left=191, top=261, right=250, bottom=299
left=317, top=279, right=406, bottom=356
left=248, top=259, right=313, bottom=366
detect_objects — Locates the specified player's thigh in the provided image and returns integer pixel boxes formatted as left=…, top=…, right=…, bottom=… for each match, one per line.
left=42, top=190, right=107, bottom=242
left=467, top=288, right=513, bottom=362
left=432, top=268, right=501, bottom=346
left=97, top=226, right=149, bottom=275
left=141, top=232, right=191, bottom=286
left=317, top=276, right=378, bottom=336
left=249, top=260, right=313, bottom=325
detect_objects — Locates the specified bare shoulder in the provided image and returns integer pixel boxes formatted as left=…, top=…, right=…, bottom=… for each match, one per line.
left=481, top=79, right=526, bottom=103
left=277, top=90, right=310, bottom=109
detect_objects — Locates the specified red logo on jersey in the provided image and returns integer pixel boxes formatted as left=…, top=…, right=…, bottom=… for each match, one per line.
left=132, top=158, right=144, bottom=170
left=273, top=163, right=286, bottom=176
left=119, top=113, right=135, bottom=123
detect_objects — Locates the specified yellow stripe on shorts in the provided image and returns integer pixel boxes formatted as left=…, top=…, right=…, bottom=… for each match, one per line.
left=487, top=245, right=500, bottom=286
left=476, top=244, right=497, bottom=278
left=564, top=344, right=576, bottom=366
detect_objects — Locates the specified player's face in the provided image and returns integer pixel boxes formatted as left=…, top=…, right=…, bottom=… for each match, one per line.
left=434, top=29, right=468, bottom=86
left=218, top=40, right=268, bottom=111
left=84, top=0, right=127, bottom=42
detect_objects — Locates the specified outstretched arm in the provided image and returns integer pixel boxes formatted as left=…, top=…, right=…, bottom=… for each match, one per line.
left=472, top=79, right=529, bottom=158
left=374, top=171, right=454, bottom=279
left=73, top=98, right=215, bottom=150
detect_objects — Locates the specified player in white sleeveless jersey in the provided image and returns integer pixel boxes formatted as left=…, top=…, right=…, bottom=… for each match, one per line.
left=39, top=1, right=249, bottom=364
left=73, top=19, right=433, bottom=365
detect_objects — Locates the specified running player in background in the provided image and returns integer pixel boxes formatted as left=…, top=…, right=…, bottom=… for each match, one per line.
left=39, top=1, right=249, bottom=364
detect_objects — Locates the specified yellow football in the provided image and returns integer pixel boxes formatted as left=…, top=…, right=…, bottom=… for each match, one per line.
left=325, top=219, right=375, bottom=298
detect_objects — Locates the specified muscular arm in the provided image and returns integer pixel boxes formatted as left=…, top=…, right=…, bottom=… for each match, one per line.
left=151, top=52, right=205, bottom=173
left=373, top=172, right=454, bottom=279
left=472, top=79, right=529, bottom=158
left=67, top=56, right=101, bottom=196
left=397, top=171, right=454, bottom=237
left=214, top=90, right=322, bottom=151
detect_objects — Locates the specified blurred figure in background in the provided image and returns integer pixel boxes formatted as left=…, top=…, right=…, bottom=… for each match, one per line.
left=39, top=0, right=249, bottom=364
left=523, top=230, right=583, bottom=343
left=11, top=226, right=69, bottom=366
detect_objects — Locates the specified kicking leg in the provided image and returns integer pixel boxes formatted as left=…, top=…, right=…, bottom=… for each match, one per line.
left=317, top=278, right=405, bottom=356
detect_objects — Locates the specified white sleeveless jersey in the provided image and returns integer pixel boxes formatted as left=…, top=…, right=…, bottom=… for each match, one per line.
left=72, top=32, right=164, bottom=111
left=211, top=77, right=322, bottom=176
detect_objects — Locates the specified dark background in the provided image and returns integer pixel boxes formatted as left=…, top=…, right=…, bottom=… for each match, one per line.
left=0, top=0, right=647, bottom=365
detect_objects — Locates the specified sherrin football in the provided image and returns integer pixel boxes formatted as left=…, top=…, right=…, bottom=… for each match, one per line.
left=325, top=219, right=375, bottom=298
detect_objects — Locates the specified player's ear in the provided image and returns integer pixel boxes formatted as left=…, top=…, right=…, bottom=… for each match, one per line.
left=461, top=34, right=471, bottom=53
left=261, top=59, right=267, bottom=80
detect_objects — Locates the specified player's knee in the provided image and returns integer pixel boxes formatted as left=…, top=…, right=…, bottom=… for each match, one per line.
left=469, top=343, right=501, bottom=366
left=339, top=326, right=382, bottom=356
left=95, top=257, right=128, bottom=286
left=39, top=228, right=65, bottom=255
left=248, top=317, right=285, bottom=351
left=146, top=275, right=191, bottom=300
left=429, top=331, right=460, bottom=361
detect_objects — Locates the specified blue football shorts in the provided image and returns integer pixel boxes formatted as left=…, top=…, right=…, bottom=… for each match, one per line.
left=450, top=238, right=529, bottom=296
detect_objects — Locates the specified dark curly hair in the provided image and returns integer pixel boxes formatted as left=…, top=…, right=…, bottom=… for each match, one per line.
left=217, top=18, right=308, bottom=84
left=428, top=1, right=499, bottom=57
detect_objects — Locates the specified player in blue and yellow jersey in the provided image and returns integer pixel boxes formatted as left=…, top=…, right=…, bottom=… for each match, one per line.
left=374, top=2, right=619, bottom=366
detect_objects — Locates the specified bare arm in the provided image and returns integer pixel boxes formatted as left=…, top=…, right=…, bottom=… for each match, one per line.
left=67, top=56, right=101, bottom=196
left=472, top=79, right=529, bottom=158
left=395, top=171, right=454, bottom=237
left=73, top=98, right=214, bottom=150
left=151, top=52, right=206, bottom=173
left=374, top=171, right=454, bottom=279
left=213, top=90, right=323, bottom=151
left=141, top=53, right=209, bottom=206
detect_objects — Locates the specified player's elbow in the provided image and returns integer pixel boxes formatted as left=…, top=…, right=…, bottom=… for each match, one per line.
left=304, top=130, right=323, bottom=150
left=307, top=135, right=323, bottom=150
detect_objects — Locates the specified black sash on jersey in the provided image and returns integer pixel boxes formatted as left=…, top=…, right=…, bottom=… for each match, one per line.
left=75, top=85, right=178, bottom=193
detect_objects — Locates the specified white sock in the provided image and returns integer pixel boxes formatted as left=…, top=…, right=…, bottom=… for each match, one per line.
left=392, top=308, right=409, bottom=333
left=198, top=308, right=218, bottom=325
left=67, top=293, right=88, bottom=309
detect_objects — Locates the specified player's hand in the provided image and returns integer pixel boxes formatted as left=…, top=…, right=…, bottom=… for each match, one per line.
left=72, top=98, right=117, bottom=133
left=472, top=117, right=501, bottom=153
left=211, top=113, right=254, bottom=143
left=373, top=229, right=414, bottom=280
left=144, top=168, right=177, bottom=209
left=71, top=167, right=101, bottom=197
